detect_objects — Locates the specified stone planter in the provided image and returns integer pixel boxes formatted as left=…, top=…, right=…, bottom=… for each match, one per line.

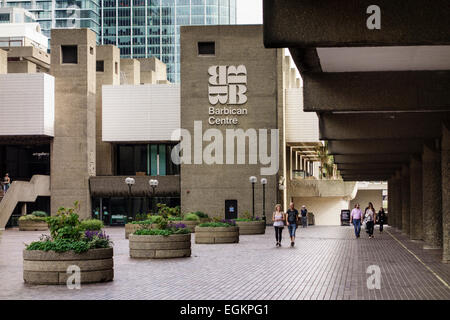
left=178, top=220, right=199, bottom=232
left=194, top=226, right=239, bottom=244
left=23, top=247, right=114, bottom=285
left=129, top=233, right=191, bottom=259
left=19, top=220, right=48, bottom=231
left=235, top=221, right=266, bottom=235
left=125, top=223, right=157, bottom=239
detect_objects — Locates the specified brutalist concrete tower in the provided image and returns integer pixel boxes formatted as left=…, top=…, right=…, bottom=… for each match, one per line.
left=50, top=28, right=96, bottom=219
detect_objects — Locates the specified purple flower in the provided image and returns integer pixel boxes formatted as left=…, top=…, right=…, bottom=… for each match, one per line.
left=168, top=223, right=187, bottom=229
left=221, top=219, right=236, bottom=226
left=255, top=217, right=260, bottom=221
left=84, top=230, right=109, bottom=241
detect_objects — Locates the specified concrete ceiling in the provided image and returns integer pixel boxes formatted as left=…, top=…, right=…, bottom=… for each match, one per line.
left=317, top=46, right=450, bottom=72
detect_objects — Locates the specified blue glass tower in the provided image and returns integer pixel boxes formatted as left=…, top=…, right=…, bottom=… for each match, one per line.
left=100, top=0, right=237, bottom=83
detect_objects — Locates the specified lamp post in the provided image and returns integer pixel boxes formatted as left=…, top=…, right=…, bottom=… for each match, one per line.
left=149, top=179, right=159, bottom=213
left=249, top=176, right=257, bottom=219
left=261, top=178, right=267, bottom=223
left=125, top=177, right=135, bottom=220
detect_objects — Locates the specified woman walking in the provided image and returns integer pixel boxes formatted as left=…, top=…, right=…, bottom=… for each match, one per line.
left=273, top=204, right=285, bottom=247
left=377, top=207, right=386, bottom=233
left=364, top=202, right=376, bottom=238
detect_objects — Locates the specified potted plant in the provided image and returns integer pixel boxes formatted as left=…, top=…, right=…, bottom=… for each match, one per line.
left=125, top=215, right=161, bottom=239
left=129, top=219, right=191, bottom=259
left=23, top=202, right=114, bottom=285
left=18, top=211, right=48, bottom=231
left=194, top=219, right=239, bottom=244
left=192, top=211, right=210, bottom=223
left=233, top=211, right=266, bottom=235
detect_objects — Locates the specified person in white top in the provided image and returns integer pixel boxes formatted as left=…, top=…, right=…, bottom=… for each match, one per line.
left=272, top=204, right=285, bottom=247
left=364, top=202, right=376, bottom=238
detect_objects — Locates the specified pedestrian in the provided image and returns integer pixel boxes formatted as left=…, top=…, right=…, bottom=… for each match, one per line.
left=350, top=203, right=362, bottom=238
left=2, top=173, right=11, bottom=193
left=300, top=205, right=308, bottom=228
left=286, top=202, right=299, bottom=247
left=364, top=202, right=376, bottom=238
left=272, top=204, right=285, bottom=247
left=377, top=207, right=386, bottom=233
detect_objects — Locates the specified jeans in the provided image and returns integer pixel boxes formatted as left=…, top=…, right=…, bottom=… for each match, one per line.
left=352, top=219, right=361, bottom=237
left=366, top=221, right=374, bottom=236
left=3, top=184, right=9, bottom=193
left=301, top=216, right=307, bottom=228
left=274, top=226, right=283, bottom=243
left=288, top=223, right=297, bottom=237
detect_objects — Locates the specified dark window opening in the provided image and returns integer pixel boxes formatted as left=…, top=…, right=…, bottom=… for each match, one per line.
left=61, top=45, right=77, bottom=64
left=96, top=60, right=104, bottom=72
left=115, top=61, right=118, bottom=74
left=198, top=41, right=215, bottom=56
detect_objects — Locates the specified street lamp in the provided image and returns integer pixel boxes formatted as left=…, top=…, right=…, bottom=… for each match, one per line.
left=125, top=177, right=135, bottom=220
left=261, top=178, right=267, bottom=224
left=249, top=176, right=257, bottom=219
left=149, top=179, right=159, bottom=213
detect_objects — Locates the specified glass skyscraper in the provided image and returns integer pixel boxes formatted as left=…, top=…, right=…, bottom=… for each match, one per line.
left=1, top=0, right=101, bottom=41
left=100, top=0, right=237, bottom=83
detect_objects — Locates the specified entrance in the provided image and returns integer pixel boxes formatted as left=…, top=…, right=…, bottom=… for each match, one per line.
left=225, top=200, right=238, bottom=219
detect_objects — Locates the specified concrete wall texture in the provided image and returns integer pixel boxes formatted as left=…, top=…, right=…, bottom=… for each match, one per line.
left=293, top=196, right=349, bottom=226
left=180, top=25, right=282, bottom=220
left=350, top=189, right=383, bottom=213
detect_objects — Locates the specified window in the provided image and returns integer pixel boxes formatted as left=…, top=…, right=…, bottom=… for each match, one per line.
left=198, top=41, right=215, bottom=56
left=96, top=60, right=104, bottom=72
left=115, top=62, right=118, bottom=74
left=61, top=45, right=77, bottom=64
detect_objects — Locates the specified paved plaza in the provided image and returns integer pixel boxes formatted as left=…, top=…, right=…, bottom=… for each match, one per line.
left=0, top=225, right=449, bottom=300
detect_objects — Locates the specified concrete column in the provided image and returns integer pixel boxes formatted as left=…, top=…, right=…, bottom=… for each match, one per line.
left=401, top=165, right=411, bottom=235
left=96, top=45, right=120, bottom=176
left=442, top=125, right=450, bottom=262
left=422, top=144, right=442, bottom=249
left=0, top=49, right=7, bottom=74
left=388, top=178, right=394, bottom=227
left=21, top=203, right=27, bottom=216
left=394, top=170, right=403, bottom=230
left=50, top=29, right=97, bottom=219
left=409, top=156, right=423, bottom=240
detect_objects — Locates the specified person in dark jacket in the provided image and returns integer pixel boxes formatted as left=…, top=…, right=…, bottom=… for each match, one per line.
left=300, top=205, right=308, bottom=228
left=377, top=207, right=386, bottom=233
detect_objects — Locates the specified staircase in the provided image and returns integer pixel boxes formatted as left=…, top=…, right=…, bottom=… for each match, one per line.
left=0, top=175, right=51, bottom=230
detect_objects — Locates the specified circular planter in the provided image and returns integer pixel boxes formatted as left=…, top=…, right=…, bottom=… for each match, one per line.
left=23, top=247, right=114, bottom=285
left=129, top=233, right=191, bottom=259
left=19, top=220, right=48, bottom=231
left=235, top=221, right=266, bottom=235
left=125, top=223, right=157, bottom=239
left=177, top=220, right=199, bottom=232
left=194, top=226, right=239, bottom=244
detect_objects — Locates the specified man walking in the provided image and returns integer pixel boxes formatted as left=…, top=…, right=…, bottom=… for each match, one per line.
left=300, top=205, right=308, bottom=228
left=350, top=203, right=362, bottom=238
left=286, top=202, right=299, bottom=247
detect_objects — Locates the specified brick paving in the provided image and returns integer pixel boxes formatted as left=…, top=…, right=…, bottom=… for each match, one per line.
left=0, top=225, right=449, bottom=300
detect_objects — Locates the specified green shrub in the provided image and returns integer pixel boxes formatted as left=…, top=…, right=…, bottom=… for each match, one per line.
left=134, top=228, right=190, bottom=236
left=193, top=211, right=209, bottom=219
left=31, top=211, right=47, bottom=217
left=184, top=213, right=200, bottom=221
left=80, top=219, right=104, bottom=231
left=131, top=215, right=163, bottom=225
left=168, top=216, right=183, bottom=221
left=198, top=222, right=234, bottom=228
left=157, top=203, right=181, bottom=218
left=18, top=214, right=47, bottom=222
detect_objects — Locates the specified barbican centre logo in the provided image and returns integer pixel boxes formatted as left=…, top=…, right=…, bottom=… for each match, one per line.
left=208, top=65, right=248, bottom=125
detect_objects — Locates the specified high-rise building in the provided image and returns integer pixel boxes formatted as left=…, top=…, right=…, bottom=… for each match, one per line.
left=100, top=0, right=237, bottom=82
left=0, top=0, right=101, bottom=44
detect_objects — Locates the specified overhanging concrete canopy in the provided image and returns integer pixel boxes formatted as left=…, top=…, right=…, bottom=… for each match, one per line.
left=334, top=154, right=411, bottom=164
left=303, top=71, right=450, bottom=112
left=320, top=113, right=449, bottom=140
left=337, top=163, right=403, bottom=170
left=328, top=139, right=424, bottom=155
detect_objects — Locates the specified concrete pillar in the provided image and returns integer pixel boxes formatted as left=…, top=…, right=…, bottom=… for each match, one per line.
left=394, top=170, right=403, bottom=230
left=388, top=178, right=394, bottom=227
left=442, top=125, right=450, bottom=262
left=422, top=144, right=442, bottom=249
left=21, top=203, right=27, bottom=216
left=119, top=59, right=140, bottom=84
left=401, top=165, right=411, bottom=235
left=409, top=156, right=423, bottom=240
left=96, top=45, right=120, bottom=176
left=0, top=49, right=7, bottom=74
left=50, top=29, right=97, bottom=219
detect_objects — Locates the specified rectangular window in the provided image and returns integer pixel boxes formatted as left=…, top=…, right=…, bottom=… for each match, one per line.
left=96, top=60, right=104, bottom=72
left=198, top=41, right=215, bottom=56
left=61, top=45, right=77, bottom=64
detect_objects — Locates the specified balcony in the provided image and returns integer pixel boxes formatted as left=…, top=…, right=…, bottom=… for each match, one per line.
left=0, top=73, right=55, bottom=138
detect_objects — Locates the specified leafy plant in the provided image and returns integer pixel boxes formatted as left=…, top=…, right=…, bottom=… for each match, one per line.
left=31, top=211, right=47, bottom=217
left=198, top=221, right=235, bottom=228
left=193, top=211, right=209, bottom=219
left=18, top=214, right=47, bottom=222
left=184, top=213, right=200, bottom=221
left=157, top=203, right=181, bottom=218
left=80, top=219, right=104, bottom=231
left=168, top=216, right=183, bottom=221
left=241, top=211, right=252, bottom=220
left=46, top=202, right=83, bottom=241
